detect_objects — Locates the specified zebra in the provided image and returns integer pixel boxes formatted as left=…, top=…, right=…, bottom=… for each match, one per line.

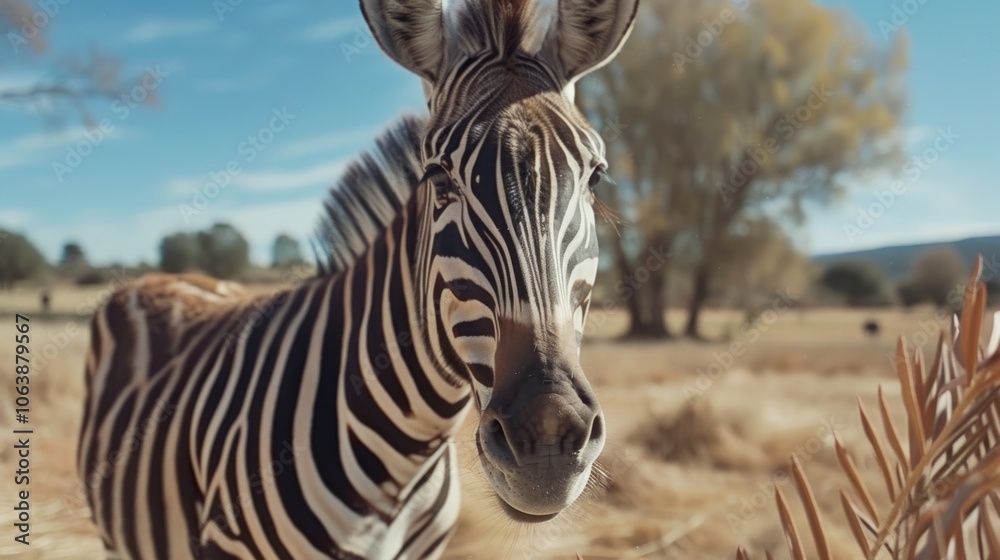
left=77, top=0, right=639, bottom=558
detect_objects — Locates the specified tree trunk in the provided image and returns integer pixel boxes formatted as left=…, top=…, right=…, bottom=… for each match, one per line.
left=684, top=262, right=711, bottom=339
left=620, top=238, right=671, bottom=339
left=610, top=236, right=653, bottom=338
left=643, top=256, right=670, bottom=337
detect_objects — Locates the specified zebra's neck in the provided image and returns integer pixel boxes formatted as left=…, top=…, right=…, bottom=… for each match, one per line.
left=314, top=193, right=472, bottom=462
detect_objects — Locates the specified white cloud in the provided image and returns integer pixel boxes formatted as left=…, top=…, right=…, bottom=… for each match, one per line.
left=0, top=73, right=46, bottom=94
left=165, top=177, right=202, bottom=197
left=192, top=75, right=268, bottom=94
left=276, top=128, right=374, bottom=160
left=0, top=126, right=128, bottom=170
left=165, top=159, right=349, bottom=198
left=901, top=125, right=939, bottom=148
left=0, top=74, right=59, bottom=117
left=123, top=18, right=216, bottom=44
left=221, top=30, right=250, bottom=48
left=805, top=161, right=997, bottom=255
left=234, top=160, right=348, bottom=191
left=0, top=209, right=32, bottom=229
left=252, top=4, right=301, bottom=21
left=296, top=17, right=360, bottom=43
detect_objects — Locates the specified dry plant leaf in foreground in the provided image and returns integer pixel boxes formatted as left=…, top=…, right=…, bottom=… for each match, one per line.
left=738, top=256, right=1000, bottom=560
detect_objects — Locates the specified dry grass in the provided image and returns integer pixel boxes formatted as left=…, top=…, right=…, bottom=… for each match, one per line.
left=0, top=313, right=102, bottom=558
left=740, top=259, right=1000, bottom=560
left=0, top=282, right=987, bottom=559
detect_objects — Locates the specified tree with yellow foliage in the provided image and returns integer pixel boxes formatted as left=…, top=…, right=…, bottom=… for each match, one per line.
left=581, top=0, right=907, bottom=338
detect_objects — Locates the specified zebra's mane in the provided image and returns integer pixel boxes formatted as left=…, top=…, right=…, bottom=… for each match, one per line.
left=314, top=114, right=426, bottom=276
left=450, top=0, right=544, bottom=61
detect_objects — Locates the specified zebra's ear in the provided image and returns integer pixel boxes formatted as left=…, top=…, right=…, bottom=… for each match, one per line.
left=540, top=0, right=640, bottom=84
left=359, top=0, right=445, bottom=82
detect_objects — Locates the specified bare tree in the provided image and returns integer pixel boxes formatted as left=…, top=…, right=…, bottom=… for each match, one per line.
left=1, top=0, right=157, bottom=126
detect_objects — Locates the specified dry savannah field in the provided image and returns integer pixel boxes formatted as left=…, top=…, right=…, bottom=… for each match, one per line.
left=0, top=283, right=969, bottom=559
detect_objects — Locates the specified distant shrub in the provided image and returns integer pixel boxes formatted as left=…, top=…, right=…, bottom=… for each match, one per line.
left=271, top=233, right=305, bottom=269
left=987, top=279, right=1000, bottom=307
left=818, top=260, right=894, bottom=307
left=904, top=247, right=966, bottom=308
left=0, top=229, right=47, bottom=290
left=159, top=233, right=200, bottom=273
left=75, top=269, right=109, bottom=286
left=896, top=280, right=926, bottom=308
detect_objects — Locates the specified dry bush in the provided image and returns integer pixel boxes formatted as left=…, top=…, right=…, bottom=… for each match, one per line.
left=628, top=398, right=771, bottom=470
left=630, top=398, right=722, bottom=464
left=739, top=257, right=1000, bottom=560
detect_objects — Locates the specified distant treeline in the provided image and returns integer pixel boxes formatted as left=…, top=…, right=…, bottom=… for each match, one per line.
left=0, top=224, right=312, bottom=289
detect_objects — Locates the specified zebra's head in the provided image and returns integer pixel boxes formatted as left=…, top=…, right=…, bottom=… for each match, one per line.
left=361, top=0, right=638, bottom=521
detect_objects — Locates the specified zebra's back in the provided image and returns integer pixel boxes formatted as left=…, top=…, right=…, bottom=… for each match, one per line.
left=77, top=272, right=460, bottom=559
left=78, top=273, right=253, bottom=558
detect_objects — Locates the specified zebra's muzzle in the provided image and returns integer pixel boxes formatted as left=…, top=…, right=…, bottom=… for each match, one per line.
left=475, top=366, right=605, bottom=518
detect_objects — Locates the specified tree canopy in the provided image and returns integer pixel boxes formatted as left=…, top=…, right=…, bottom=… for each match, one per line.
left=158, top=224, right=250, bottom=280
left=818, top=260, right=893, bottom=307
left=60, top=241, right=87, bottom=267
left=159, top=233, right=200, bottom=274
left=908, top=247, right=966, bottom=308
left=271, top=233, right=305, bottom=269
left=196, top=223, right=250, bottom=279
left=0, top=229, right=47, bottom=289
left=580, top=0, right=907, bottom=337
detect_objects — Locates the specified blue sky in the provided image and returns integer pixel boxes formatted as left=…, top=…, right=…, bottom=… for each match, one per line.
left=0, top=0, right=997, bottom=265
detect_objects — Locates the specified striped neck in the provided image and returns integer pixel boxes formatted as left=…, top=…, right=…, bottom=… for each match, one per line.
left=322, top=194, right=472, bottom=446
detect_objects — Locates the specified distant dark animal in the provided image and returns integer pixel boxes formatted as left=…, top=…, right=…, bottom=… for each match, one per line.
left=863, top=319, right=880, bottom=337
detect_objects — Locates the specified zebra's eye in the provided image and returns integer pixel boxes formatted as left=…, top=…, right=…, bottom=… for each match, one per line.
left=448, top=278, right=473, bottom=296
left=589, top=167, right=612, bottom=190
left=423, top=164, right=460, bottom=207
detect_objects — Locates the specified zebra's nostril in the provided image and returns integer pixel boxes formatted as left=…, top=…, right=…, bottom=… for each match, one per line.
left=488, top=418, right=504, bottom=439
left=484, top=418, right=517, bottom=466
left=589, top=414, right=604, bottom=443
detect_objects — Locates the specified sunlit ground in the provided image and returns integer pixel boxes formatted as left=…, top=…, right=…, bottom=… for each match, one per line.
left=0, top=284, right=957, bottom=558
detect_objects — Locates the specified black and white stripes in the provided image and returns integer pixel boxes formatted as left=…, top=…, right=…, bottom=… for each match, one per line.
left=78, top=1, right=638, bottom=558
